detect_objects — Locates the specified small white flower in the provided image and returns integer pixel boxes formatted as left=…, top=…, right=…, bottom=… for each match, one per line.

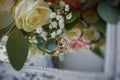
left=56, top=10, right=61, bottom=15
left=59, top=1, right=65, bottom=7
left=59, top=23, right=65, bottom=29
left=40, top=32, right=47, bottom=40
left=28, top=36, right=38, bottom=44
left=65, top=5, right=70, bottom=12
left=35, top=27, right=43, bottom=34
left=56, top=15, right=63, bottom=20
left=43, top=37, right=47, bottom=41
left=49, top=24, right=52, bottom=29
left=48, top=2, right=52, bottom=5
left=28, top=36, right=31, bottom=39
left=57, top=29, right=63, bottom=35
left=33, top=39, right=38, bottom=44
left=51, top=32, right=56, bottom=38
left=59, top=19, right=65, bottom=28
left=50, top=12, right=56, bottom=19
left=29, top=39, right=32, bottom=43
left=59, top=18, right=64, bottom=24
left=66, top=13, right=72, bottom=20
left=41, top=32, right=47, bottom=38
left=51, top=21, right=58, bottom=28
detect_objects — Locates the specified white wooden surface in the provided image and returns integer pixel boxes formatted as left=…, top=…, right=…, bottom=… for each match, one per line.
left=115, top=21, right=120, bottom=80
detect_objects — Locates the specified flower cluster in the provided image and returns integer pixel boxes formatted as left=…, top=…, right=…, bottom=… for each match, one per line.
left=1, top=0, right=106, bottom=56
left=0, top=0, right=106, bottom=70
left=13, top=0, right=106, bottom=55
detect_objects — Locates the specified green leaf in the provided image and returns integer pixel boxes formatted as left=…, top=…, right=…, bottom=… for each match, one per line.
left=97, top=1, right=119, bottom=24
left=6, top=27, right=29, bottom=70
left=37, top=37, right=46, bottom=52
left=66, top=10, right=80, bottom=23
left=65, top=18, right=79, bottom=31
left=107, top=0, right=120, bottom=6
left=0, top=22, right=14, bottom=38
left=91, top=48, right=104, bottom=59
left=95, top=19, right=106, bottom=36
left=0, top=12, right=14, bottom=30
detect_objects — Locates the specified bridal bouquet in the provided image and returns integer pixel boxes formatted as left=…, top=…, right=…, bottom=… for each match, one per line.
left=0, top=0, right=119, bottom=70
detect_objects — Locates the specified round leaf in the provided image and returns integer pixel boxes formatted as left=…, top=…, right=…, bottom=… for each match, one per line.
left=97, top=1, right=119, bottom=24
left=95, top=19, right=106, bottom=36
left=107, top=0, right=120, bottom=6
left=0, top=12, right=14, bottom=30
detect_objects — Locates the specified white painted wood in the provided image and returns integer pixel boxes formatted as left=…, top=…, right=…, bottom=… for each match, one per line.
left=115, top=20, right=120, bottom=80
left=104, top=23, right=117, bottom=78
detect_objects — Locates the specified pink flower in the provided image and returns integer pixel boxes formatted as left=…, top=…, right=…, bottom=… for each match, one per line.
left=68, top=37, right=91, bottom=50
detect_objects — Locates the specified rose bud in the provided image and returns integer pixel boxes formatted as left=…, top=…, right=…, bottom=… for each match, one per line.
left=63, top=0, right=81, bottom=10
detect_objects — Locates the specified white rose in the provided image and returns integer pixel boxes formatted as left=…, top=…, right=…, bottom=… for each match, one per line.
left=14, top=0, right=52, bottom=32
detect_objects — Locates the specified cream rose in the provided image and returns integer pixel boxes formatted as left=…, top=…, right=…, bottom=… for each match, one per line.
left=63, top=21, right=86, bottom=40
left=82, top=26, right=99, bottom=42
left=14, top=0, right=52, bottom=32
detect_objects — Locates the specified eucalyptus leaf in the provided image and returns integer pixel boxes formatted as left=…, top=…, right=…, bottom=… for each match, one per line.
left=6, top=27, right=29, bottom=70
left=107, top=0, right=120, bottom=6
left=65, top=18, right=79, bottom=31
left=91, top=48, right=104, bottom=59
left=97, top=1, right=119, bottom=24
left=0, top=12, right=14, bottom=30
left=95, top=19, right=106, bottom=36
left=0, top=21, right=14, bottom=38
